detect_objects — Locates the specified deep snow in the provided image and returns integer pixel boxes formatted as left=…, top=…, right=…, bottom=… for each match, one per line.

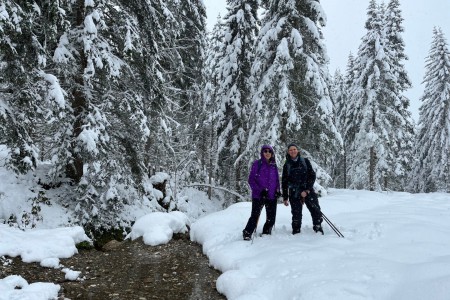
left=2, top=188, right=450, bottom=299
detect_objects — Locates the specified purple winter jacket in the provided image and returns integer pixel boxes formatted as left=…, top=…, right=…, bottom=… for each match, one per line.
left=248, top=145, right=281, bottom=200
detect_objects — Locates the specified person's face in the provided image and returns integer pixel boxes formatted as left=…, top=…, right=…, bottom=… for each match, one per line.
left=263, top=148, right=273, bottom=159
left=288, top=146, right=298, bottom=158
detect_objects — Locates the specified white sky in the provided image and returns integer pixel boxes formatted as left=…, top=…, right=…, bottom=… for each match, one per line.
left=2, top=189, right=450, bottom=299
left=202, top=0, right=450, bottom=122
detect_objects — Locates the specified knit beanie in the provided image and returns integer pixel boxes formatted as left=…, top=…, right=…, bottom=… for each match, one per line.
left=287, top=143, right=299, bottom=150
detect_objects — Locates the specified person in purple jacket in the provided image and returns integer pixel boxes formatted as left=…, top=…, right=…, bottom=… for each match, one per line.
left=242, top=145, right=281, bottom=240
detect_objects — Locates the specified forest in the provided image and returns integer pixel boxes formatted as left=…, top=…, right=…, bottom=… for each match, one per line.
left=1, top=0, right=449, bottom=238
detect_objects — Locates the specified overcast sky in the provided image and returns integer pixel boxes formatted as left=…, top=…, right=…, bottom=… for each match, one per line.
left=202, top=0, right=450, bottom=122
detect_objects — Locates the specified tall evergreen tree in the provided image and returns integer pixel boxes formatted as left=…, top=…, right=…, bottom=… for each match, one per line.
left=409, top=28, right=450, bottom=192
left=330, top=69, right=346, bottom=188
left=245, top=0, right=339, bottom=188
left=346, top=0, right=413, bottom=191
left=153, top=0, right=208, bottom=192
left=0, top=0, right=190, bottom=231
left=48, top=0, right=153, bottom=229
left=120, top=0, right=182, bottom=174
left=0, top=0, right=67, bottom=174
left=384, top=0, right=415, bottom=189
left=385, top=0, right=411, bottom=91
left=337, top=53, right=358, bottom=188
left=215, top=0, right=259, bottom=196
left=201, top=18, right=226, bottom=198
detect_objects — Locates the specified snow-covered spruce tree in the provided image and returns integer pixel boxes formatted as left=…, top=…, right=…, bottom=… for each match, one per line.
left=385, top=0, right=411, bottom=93
left=346, top=0, right=412, bottom=191
left=245, top=0, right=340, bottom=189
left=0, top=0, right=67, bottom=174
left=46, top=0, right=154, bottom=232
left=408, top=27, right=450, bottom=193
left=118, top=0, right=181, bottom=175
left=383, top=0, right=415, bottom=190
left=170, top=0, right=206, bottom=111
left=167, top=0, right=209, bottom=186
left=199, top=19, right=225, bottom=198
left=326, top=53, right=357, bottom=188
left=329, top=69, right=347, bottom=188
left=214, top=0, right=259, bottom=197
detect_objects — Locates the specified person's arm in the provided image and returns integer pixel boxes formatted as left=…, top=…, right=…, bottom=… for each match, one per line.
left=275, top=166, right=281, bottom=199
left=276, top=167, right=281, bottom=193
left=281, top=163, right=288, bottom=200
left=248, top=160, right=260, bottom=194
left=305, top=158, right=316, bottom=191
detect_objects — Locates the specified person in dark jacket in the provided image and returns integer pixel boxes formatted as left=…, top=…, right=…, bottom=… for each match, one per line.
left=243, top=145, right=281, bottom=240
left=282, top=143, right=323, bottom=235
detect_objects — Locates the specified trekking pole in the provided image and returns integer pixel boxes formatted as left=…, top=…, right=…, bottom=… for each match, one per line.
left=321, top=212, right=344, bottom=238
left=305, top=196, right=344, bottom=238
left=251, top=216, right=259, bottom=244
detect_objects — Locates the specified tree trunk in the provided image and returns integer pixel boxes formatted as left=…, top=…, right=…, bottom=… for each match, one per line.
left=343, top=145, right=347, bottom=189
left=207, top=123, right=214, bottom=200
left=66, top=0, right=87, bottom=183
left=369, top=107, right=376, bottom=191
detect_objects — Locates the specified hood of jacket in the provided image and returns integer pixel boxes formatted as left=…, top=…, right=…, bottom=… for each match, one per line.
left=260, top=144, right=276, bottom=164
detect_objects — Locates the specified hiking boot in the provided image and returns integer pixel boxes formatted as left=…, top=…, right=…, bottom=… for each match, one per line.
left=313, top=224, right=324, bottom=235
left=262, top=225, right=272, bottom=235
left=292, top=228, right=301, bottom=235
left=243, top=230, right=252, bottom=241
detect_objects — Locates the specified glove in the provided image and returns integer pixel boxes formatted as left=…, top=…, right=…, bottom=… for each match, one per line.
left=275, top=191, right=282, bottom=200
left=260, top=188, right=268, bottom=199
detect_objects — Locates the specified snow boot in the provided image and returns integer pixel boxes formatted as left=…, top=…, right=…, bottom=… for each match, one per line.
left=313, top=224, right=324, bottom=235
left=262, top=224, right=272, bottom=235
left=243, top=230, right=252, bottom=241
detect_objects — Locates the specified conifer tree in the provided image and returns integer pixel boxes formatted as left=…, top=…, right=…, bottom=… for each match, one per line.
left=170, top=0, right=208, bottom=185
left=48, top=0, right=153, bottom=229
left=383, top=0, right=415, bottom=189
left=346, top=0, right=413, bottom=191
left=0, top=0, right=188, bottom=231
left=200, top=19, right=226, bottom=197
left=409, top=28, right=450, bottom=192
left=215, top=0, right=259, bottom=196
left=245, top=0, right=339, bottom=188
left=330, top=69, right=346, bottom=188
left=385, top=0, right=411, bottom=91
left=0, top=0, right=66, bottom=174
left=120, top=0, right=182, bottom=174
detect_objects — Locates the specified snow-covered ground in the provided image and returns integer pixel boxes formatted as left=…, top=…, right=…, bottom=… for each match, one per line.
left=191, top=189, right=450, bottom=300
left=2, top=188, right=450, bottom=299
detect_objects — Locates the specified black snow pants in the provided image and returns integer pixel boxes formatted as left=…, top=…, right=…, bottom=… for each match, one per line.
left=289, top=188, right=322, bottom=232
left=243, top=197, right=277, bottom=235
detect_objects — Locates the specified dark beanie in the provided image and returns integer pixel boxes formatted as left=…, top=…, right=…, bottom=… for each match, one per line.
left=287, top=143, right=298, bottom=149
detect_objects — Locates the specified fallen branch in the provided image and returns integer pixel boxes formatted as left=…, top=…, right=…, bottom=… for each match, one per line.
left=185, top=183, right=247, bottom=201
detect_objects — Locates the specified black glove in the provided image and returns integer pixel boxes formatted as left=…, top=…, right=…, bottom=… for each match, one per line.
left=260, top=188, right=268, bottom=199
left=275, top=191, right=282, bottom=199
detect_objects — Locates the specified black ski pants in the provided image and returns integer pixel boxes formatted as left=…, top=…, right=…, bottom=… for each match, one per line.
left=289, top=188, right=322, bottom=232
left=243, top=198, right=277, bottom=235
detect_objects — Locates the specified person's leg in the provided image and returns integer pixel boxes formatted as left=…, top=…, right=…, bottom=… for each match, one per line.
left=305, top=193, right=323, bottom=234
left=243, top=198, right=264, bottom=239
left=262, top=199, right=277, bottom=234
left=290, top=198, right=303, bottom=234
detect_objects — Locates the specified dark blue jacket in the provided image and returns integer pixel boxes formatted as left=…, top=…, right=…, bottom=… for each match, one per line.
left=281, top=154, right=315, bottom=199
